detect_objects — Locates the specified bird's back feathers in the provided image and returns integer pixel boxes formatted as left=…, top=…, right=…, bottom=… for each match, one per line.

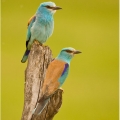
left=21, top=16, right=36, bottom=63
left=33, top=59, right=69, bottom=115
left=26, top=15, right=36, bottom=47
left=41, top=59, right=69, bottom=97
left=33, top=97, right=50, bottom=115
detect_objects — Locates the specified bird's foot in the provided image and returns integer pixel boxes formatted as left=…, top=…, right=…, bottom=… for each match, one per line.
left=41, top=44, right=44, bottom=46
left=34, top=40, right=43, bottom=46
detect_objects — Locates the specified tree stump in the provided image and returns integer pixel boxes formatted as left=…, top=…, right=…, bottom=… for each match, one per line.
left=21, top=40, right=63, bottom=120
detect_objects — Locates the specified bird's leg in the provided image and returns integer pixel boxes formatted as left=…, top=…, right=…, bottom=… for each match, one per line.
left=34, top=40, right=43, bottom=46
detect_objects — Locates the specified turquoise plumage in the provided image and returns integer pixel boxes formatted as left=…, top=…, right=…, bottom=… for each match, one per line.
left=33, top=47, right=81, bottom=115
left=21, top=2, right=62, bottom=63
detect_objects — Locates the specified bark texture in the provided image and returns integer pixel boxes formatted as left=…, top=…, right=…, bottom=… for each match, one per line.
left=21, top=40, right=63, bottom=120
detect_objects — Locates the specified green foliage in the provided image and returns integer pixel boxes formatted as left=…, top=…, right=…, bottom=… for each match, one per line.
left=1, top=0, right=118, bottom=120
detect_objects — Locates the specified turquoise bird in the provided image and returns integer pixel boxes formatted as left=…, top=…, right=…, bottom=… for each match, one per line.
left=21, top=2, right=62, bottom=63
left=33, top=47, right=81, bottom=115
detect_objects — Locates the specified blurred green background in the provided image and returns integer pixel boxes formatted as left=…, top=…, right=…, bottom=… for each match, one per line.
left=1, top=0, right=119, bottom=120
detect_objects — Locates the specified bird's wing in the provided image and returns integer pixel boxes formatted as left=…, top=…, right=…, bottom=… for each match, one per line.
left=42, top=59, right=69, bottom=98
left=27, top=15, right=36, bottom=27
left=26, top=15, right=36, bottom=47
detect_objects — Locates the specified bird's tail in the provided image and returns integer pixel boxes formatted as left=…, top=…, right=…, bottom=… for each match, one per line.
left=33, top=97, right=50, bottom=115
left=21, top=48, right=30, bottom=63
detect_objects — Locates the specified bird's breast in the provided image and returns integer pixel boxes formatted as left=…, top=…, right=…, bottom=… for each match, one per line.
left=31, top=19, right=54, bottom=43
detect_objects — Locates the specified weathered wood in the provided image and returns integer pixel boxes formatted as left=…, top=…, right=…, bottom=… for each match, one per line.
left=21, top=40, right=63, bottom=120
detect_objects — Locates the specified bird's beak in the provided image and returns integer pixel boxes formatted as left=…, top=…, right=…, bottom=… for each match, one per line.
left=52, top=6, right=62, bottom=10
left=74, top=50, right=82, bottom=54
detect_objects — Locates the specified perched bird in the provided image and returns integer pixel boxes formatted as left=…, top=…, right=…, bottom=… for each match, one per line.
left=33, top=47, right=81, bottom=115
left=21, top=2, right=62, bottom=63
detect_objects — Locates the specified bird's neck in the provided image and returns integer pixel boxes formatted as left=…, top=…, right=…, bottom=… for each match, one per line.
left=36, top=12, right=53, bottom=23
left=56, top=55, right=72, bottom=65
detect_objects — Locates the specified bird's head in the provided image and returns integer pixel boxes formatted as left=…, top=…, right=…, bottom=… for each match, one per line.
left=57, top=47, right=82, bottom=63
left=38, top=2, right=62, bottom=15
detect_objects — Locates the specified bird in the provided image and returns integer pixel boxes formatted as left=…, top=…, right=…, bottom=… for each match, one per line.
left=21, top=2, right=62, bottom=63
left=33, top=47, right=82, bottom=115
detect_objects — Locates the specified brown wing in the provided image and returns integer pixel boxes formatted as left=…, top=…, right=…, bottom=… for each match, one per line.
left=27, top=15, right=36, bottom=27
left=41, top=59, right=66, bottom=98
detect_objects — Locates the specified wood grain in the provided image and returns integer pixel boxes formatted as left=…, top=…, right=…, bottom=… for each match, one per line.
left=21, top=40, right=63, bottom=120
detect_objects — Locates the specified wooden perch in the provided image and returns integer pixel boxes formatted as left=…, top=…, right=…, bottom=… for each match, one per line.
left=21, top=40, right=63, bottom=120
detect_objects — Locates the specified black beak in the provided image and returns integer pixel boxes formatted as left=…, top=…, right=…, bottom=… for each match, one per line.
left=52, top=6, right=62, bottom=10
left=74, top=50, right=82, bottom=54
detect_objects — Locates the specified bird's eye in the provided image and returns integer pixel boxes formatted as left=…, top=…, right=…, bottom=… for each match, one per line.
left=65, top=50, right=73, bottom=53
left=45, top=5, right=51, bottom=9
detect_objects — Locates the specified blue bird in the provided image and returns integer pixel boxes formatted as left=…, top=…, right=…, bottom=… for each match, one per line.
left=33, top=47, right=81, bottom=115
left=21, top=2, right=62, bottom=63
